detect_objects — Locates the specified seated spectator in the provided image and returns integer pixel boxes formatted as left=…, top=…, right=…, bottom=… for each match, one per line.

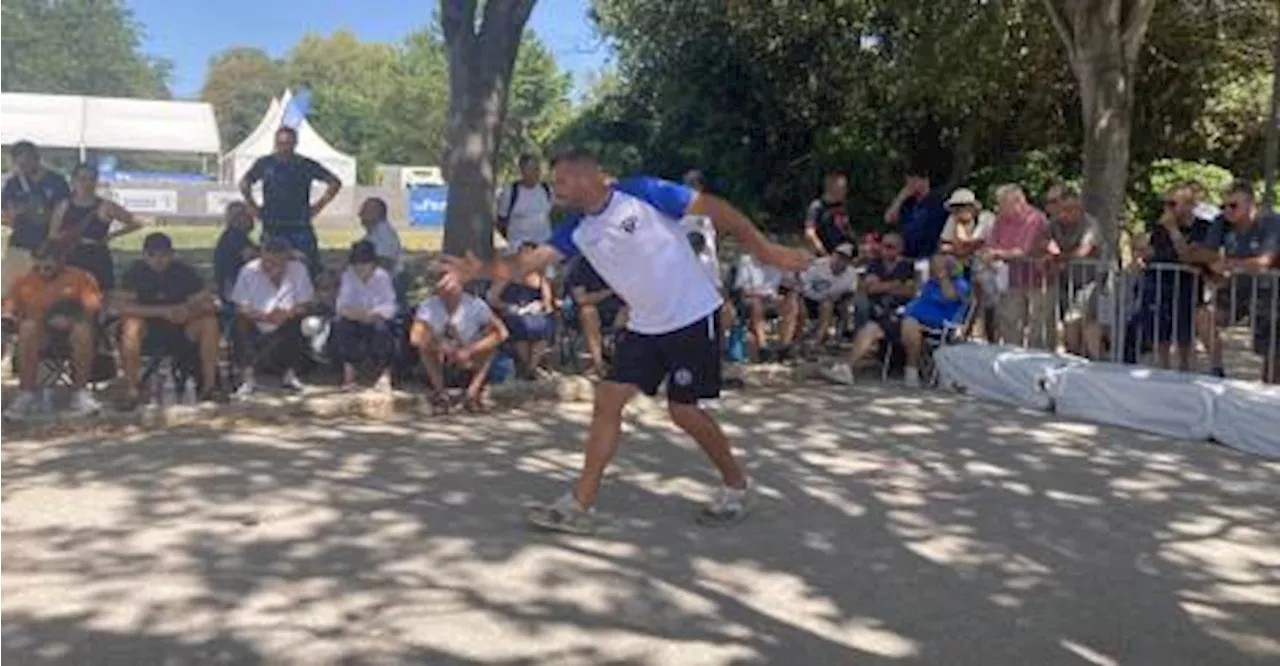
left=230, top=238, right=316, bottom=397
left=1129, top=185, right=1216, bottom=371
left=487, top=241, right=556, bottom=379
left=1045, top=187, right=1104, bottom=358
left=3, top=241, right=103, bottom=419
left=689, top=230, right=736, bottom=334
left=115, top=233, right=223, bottom=409
left=797, top=243, right=857, bottom=345
left=734, top=250, right=798, bottom=362
left=1200, top=179, right=1279, bottom=383
left=214, top=201, right=258, bottom=302
left=334, top=241, right=398, bottom=391
left=411, top=271, right=509, bottom=412
left=566, top=256, right=628, bottom=377
left=823, top=255, right=971, bottom=387
left=359, top=196, right=403, bottom=275
left=854, top=232, right=917, bottom=331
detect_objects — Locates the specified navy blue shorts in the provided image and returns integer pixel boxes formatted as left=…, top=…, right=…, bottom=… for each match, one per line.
left=504, top=313, right=554, bottom=341
left=609, top=313, right=722, bottom=404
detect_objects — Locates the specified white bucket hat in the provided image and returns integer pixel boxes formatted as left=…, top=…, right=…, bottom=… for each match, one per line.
left=945, top=188, right=980, bottom=210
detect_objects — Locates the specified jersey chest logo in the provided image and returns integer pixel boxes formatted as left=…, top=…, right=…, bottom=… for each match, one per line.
left=620, top=216, right=639, bottom=234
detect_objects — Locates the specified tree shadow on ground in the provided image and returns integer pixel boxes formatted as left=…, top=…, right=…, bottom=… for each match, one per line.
left=2, top=385, right=1278, bottom=665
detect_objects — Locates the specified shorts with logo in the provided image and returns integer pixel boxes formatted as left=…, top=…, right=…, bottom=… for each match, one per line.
left=609, top=312, right=722, bottom=404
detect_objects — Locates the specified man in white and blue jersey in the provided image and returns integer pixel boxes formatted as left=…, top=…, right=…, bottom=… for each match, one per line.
left=440, top=149, right=809, bottom=533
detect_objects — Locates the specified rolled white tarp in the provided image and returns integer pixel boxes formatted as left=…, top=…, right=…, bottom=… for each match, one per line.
left=1046, top=363, right=1224, bottom=440
left=1210, top=381, right=1280, bottom=458
left=933, top=343, right=1086, bottom=411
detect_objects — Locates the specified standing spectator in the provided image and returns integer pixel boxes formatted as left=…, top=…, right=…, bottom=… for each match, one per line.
left=496, top=154, right=554, bottom=247
left=796, top=243, right=858, bottom=345
left=938, top=188, right=994, bottom=259
left=734, top=251, right=799, bottom=362
left=1133, top=185, right=1217, bottom=371
left=2, top=141, right=70, bottom=300
left=411, top=271, right=509, bottom=412
left=358, top=196, right=403, bottom=275
left=487, top=241, right=556, bottom=379
left=230, top=238, right=316, bottom=397
left=50, top=163, right=142, bottom=293
left=115, top=233, right=224, bottom=408
left=688, top=229, right=736, bottom=333
left=802, top=171, right=853, bottom=256
left=1186, top=179, right=1222, bottom=225
left=1200, top=180, right=1280, bottom=382
left=240, top=126, right=342, bottom=273
left=1043, top=183, right=1067, bottom=222
left=681, top=170, right=718, bottom=259
left=984, top=184, right=1051, bottom=348
left=566, top=256, right=628, bottom=377
left=333, top=241, right=398, bottom=391
left=823, top=255, right=970, bottom=387
left=855, top=232, right=917, bottom=332
left=214, top=201, right=258, bottom=302
left=884, top=169, right=949, bottom=259
left=4, top=241, right=103, bottom=419
left=1046, top=188, right=1104, bottom=357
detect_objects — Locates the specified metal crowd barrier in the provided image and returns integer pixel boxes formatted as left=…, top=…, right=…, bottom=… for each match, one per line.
left=980, top=256, right=1278, bottom=381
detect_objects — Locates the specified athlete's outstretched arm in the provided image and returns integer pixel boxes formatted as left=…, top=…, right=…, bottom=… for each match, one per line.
left=437, top=245, right=562, bottom=292
left=690, top=193, right=811, bottom=272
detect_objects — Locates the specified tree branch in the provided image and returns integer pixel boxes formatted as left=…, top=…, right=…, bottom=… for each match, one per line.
left=441, top=0, right=478, bottom=46
left=1120, top=0, right=1158, bottom=65
left=1040, top=0, right=1078, bottom=64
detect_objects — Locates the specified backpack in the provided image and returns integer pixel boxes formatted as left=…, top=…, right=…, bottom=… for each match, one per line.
left=503, top=181, right=553, bottom=219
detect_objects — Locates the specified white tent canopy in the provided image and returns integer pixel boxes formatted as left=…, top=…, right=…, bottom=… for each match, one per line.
left=218, top=90, right=358, bottom=187
left=0, top=92, right=220, bottom=155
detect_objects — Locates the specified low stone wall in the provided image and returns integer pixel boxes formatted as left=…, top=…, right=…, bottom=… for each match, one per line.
left=4, top=363, right=816, bottom=440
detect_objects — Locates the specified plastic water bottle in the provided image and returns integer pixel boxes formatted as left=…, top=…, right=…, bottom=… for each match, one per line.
left=182, top=379, right=198, bottom=405
left=157, top=365, right=176, bottom=406
left=726, top=323, right=748, bottom=363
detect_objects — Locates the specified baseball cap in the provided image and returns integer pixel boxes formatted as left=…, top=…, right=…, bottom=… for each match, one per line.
left=834, top=243, right=856, bottom=258
left=142, top=232, right=174, bottom=253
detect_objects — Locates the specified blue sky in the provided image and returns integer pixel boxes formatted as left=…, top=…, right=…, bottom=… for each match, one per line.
left=126, top=0, right=611, bottom=99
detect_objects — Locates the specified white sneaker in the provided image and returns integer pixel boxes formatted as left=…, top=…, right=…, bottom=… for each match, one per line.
left=67, top=390, right=102, bottom=417
left=698, top=481, right=750, bottom=526
left=234, top=379, right=257, bottom=400
left=281, top=370, right=306, bottom=392
left=4, top=391, right=40, bottom=421
left=903, top=366, right=921, bottom=388
left=819, top=363, right=855, bottom=385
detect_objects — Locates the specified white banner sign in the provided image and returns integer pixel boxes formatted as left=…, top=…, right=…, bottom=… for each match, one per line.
left=205, top=191, right=245, bottom=216
left=109, top=188, right=178, bottom=214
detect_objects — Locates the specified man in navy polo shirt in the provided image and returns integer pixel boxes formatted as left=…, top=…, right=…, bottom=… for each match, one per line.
left=2, top=141, right=70, bottom=299
left=884, top=169, right=949, bottom=259
left=440, top=149, right=809, bottom=534
left=240, top=127, right=341, bottom=273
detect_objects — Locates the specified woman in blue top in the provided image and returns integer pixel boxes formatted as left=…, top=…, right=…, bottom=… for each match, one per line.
left=823, top=254, right=971, bottom=387
left=487, top=241, right=556, bottom=379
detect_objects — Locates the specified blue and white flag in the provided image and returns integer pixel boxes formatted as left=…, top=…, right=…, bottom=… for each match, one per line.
left=280, top=87, right=311, bottom=129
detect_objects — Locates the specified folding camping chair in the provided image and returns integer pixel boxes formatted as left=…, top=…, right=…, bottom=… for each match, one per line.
left=881, top=297, right=977, bottom=386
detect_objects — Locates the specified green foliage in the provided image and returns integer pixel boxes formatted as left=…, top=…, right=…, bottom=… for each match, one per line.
left=197, top=29, right=568, bottom=184
left=1, top=0, right=170, bottom=98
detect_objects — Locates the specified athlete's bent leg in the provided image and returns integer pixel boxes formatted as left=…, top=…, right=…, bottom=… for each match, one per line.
left=668, top=401, right=747, bottom=490
left=572, top=380, right=639, bottom=508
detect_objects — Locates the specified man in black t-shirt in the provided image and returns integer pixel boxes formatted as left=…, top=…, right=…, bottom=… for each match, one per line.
left=855, top=232, right=919, bottom=331
left=803, top=171, right=854, bottom=256
left=116, top=233, right=224, bottom=406
left=214, top=201, right=259, bottom=301
left=239, top=127, right=341, bottom=273
left=2, top=141, right=70, bottom=300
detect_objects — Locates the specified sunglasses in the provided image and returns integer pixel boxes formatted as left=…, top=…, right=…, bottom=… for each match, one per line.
left=1162, top=200, right=1178, bottom=208
left=881, top=243, right=901, bottom=250
left=1223, top=202, right=1242, bottom=211
left=35, top=263, right=57, bottom=275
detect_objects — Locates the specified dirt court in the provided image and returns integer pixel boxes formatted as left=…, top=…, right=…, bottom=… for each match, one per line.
left=2, top=385, right=1278, bottom=665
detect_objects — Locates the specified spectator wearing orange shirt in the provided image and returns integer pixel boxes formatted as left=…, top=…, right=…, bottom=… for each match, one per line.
left=4, top=241, right=103, bottom=420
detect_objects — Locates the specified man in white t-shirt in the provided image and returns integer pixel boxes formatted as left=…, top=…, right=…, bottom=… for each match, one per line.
left=496, top=154, right=554, bottom=247
left=358, top=196, right=403, bottom=275
left=797, top=243, right=858, bottom=344
left=230, top=238, right=316, bottom=397
left=440, top=148, right=809, bottom=534
left=734, top=250, right=799, bottom=362
left=410, top=271, right=509, bottom=412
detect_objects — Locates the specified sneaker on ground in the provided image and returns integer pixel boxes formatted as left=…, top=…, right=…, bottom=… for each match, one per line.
left=67, top=390, right=102, bottom=417
left=281, top=370, right=306, bottom=392
left=525, top=491, right=595, bottom=535
left=819, top=363, right=855, bottom=385
left=4, top=391, right=40, bottom=421
left=903, top=366, right=921, bottom=388
left=698, top=482, right=750, bottom=527
left=234, top=380, right=257, bottom=400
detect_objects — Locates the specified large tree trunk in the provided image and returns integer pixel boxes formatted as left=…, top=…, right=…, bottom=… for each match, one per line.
left=1263, top=29, right=1280, bottom=214
left=440, top=0, right=537, bottom=258
left=1044, top=0, right=1156, bottom=262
